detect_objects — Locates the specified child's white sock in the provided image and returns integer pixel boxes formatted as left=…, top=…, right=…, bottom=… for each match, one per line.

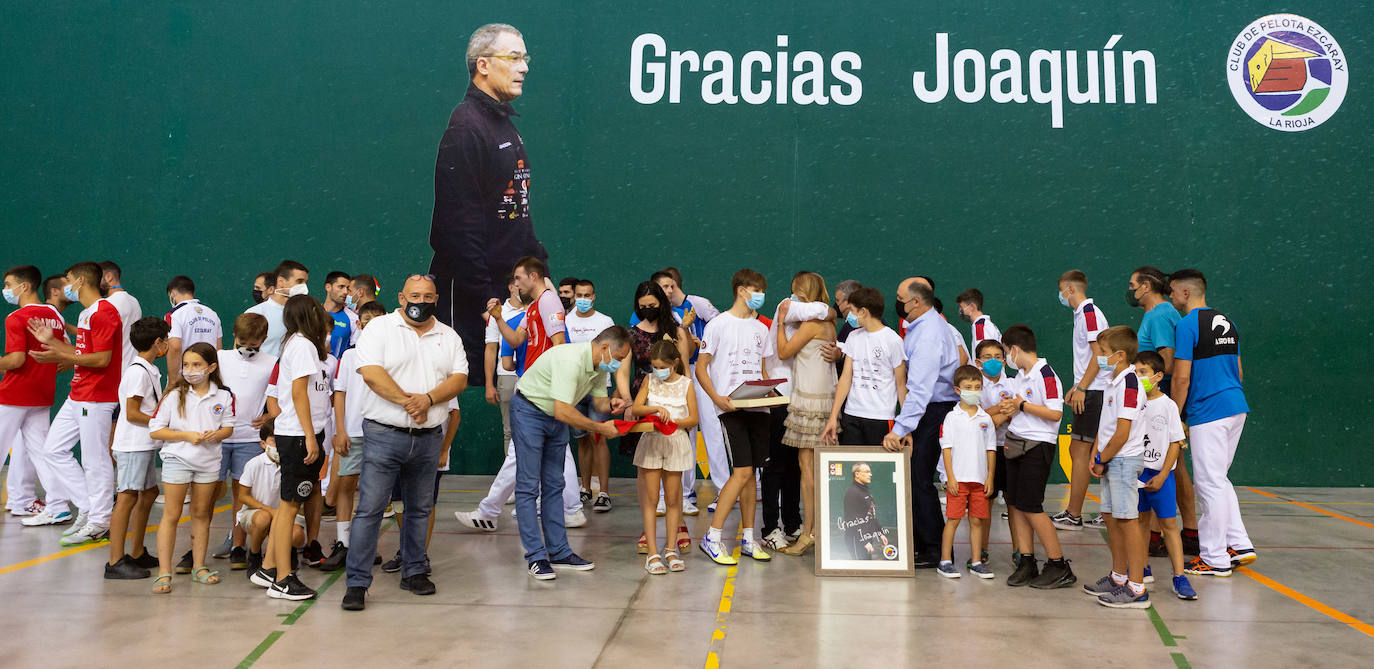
left=1128, top=581, right=1146, bottom=595
left=338, top=521, right=351, bottom=548
left=741, top=527, right=755, bottom=544
left=1112, top=571, right=1128, bottom=585
left=706, top=527, right=722, bottom=543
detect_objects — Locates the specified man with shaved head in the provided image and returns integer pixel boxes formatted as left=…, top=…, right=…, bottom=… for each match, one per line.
left=342, top=274, right=469, bottom=611
left=883, top=278, right=960, bottom=568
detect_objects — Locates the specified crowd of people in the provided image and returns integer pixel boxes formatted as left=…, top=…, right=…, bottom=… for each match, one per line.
left=1, top=254, right=1255, bottom=611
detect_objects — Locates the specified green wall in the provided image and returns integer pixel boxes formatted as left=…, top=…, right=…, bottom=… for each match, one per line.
left=3, top=2, right=1370, bottom=485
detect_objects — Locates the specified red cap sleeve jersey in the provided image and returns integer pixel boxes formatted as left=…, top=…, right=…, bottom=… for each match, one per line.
left=69, top=300, right=124, bottom=403
left=0, top=305, right=67, bottom=407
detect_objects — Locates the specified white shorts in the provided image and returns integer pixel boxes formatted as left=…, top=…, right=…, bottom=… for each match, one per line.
left=162, top=454, right=219, bottom=485
left=236, top=507, right=307, bottom=531
left=114, top=451, right=160, bottom=492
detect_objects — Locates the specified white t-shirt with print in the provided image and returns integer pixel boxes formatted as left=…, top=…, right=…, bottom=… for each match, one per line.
left=274, top=334, right=332, bottom=437
left=150, top=383, right=236, bottom=472
left=699, top=312, right=769, bottom=416
left=1139, top=394, right=1185, bottom=472
left=218, top=348, right=276, bottom=443
left=112, top=357, right=162, bottom=452
left=839, top=327, right=906, bottom=421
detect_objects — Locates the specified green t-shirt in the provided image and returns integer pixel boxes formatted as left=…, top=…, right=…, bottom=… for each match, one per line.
left=515, top=342, right=609, bottom=416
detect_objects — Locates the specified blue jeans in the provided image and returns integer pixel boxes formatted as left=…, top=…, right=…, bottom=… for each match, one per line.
left=511, top=392, right=574, bottom=563
left=345, top=419, right=443, bottom=587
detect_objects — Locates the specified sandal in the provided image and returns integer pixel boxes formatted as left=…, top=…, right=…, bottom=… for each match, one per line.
left=152, top=573, right=173, bottom=594
left=664, top=550, right=685, bottom=572
left=644, top=553, right=667, bottom=575
left=637, top=532, right=648, bottom=555
left=676, top=525, right=691, bottom=552
left=780, top=533, right=814, bottom=556
left=191, top=566, right=221, bottom=585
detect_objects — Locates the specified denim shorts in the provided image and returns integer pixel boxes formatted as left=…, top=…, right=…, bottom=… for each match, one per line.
left=338, top=436, right=365, bottom=476
left=162, top=454, right=220, bottom=485
left=569, top=397, right=610, bottom=440
left=1098, top=454, right=1144, bottom=519
left=220, top=441, right=261, bottom=480
left=114, top=450, right=159, bottom=492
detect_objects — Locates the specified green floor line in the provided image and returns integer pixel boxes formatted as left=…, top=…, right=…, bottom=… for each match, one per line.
left=281, top=570, right=343, bottom=625
left=1170, top=651, right=1192, bottom=668
left=1146, top=606, right=1178, bottom=646
left=235, top=630, right=284, bottom=669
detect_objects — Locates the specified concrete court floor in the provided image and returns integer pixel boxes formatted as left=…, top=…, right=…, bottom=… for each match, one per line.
left=1, top=475, right=1372, bottom=669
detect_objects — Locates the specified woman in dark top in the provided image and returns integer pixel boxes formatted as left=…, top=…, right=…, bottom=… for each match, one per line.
left=621, top=282, right=692, bottom=455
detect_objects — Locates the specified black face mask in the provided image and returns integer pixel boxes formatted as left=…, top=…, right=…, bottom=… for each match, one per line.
left=404, top=300, right=436, bottom=322
left=560, top=295, right=573, bottom=311
left=894, top=298, right=908, bottom=321
left=252, top=289, right=265, bottom=304
left=1125, top=287, right=1142, bottom=308
left=958, top=311, right=973, bottom=323
left=636, top=305, right=658, bottom=322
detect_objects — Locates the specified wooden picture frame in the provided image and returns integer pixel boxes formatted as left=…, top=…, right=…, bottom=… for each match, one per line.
left=814, top=446, right=914, bottom=577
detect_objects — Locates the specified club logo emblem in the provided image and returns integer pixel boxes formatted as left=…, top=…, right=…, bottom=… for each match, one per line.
left=1228, top=15, right=1348, bottom=131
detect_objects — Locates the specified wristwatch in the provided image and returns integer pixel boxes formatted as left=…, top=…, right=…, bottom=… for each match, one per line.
left=1018, top=400, right=1026, bottom=412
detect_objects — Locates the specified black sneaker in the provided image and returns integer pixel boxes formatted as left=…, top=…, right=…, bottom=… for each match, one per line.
left=579, top=489, right=592, bottom=505
left=319, top=541, right=348, bottom=572
left=528, top=559, right=556, bottom=580
left=267, top=573, right=317, bottom=601
left=550, top=553, right=595, bottom=571
left=175, top=550, right=194, bottom=574
left=381, top=552, right=403, bottom=573
left=229, top=546, right=249, bottom=570
left=130, top=547, right=158, bottom=569
left=1029, top=558, right=1077, bottom=589
left=250, top=566, right=277, bottom=588
left=247, top=551, right=264, bottom=576
left=104, top=555, right=151, bottom=580
left=341, top=586, right=367, bottom=611
left=302, top=540, right=326, bottom=568
left=400, top=573, right=437, bottom=595
left=1007, top=555, right=1039, bottom=587
left=592, top=493, right=612, bottom=513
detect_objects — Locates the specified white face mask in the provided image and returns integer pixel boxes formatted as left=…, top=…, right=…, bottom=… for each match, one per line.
left=182, top=369, right=209, bottom=385
left=286, top=283, right=309, bottom=298
left=265, top=445, right=279, bottom=464
left=960, top=389, right=982, bottom=406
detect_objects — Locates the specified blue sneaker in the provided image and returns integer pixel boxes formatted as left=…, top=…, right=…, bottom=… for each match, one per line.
left=1143, top=565, right=1154, bottom=584
left=937, top=561, right=961, bottom=579
left=551, top=553, right=595, bottom=571
left=1172, top=575, right=1198, bottom=600
left=699, top=536, right=737, bottom=565
left=1098, top=585, right=1152, bottom=609
left=528, top=560, right=556, bottom=581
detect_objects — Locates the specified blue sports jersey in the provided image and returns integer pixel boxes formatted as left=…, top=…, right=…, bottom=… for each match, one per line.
left=1174, top=307, right=1248, bottom=424
left=328, top=309, right=353, bottom=359
left=629, top=297, right=707, bottom=363
left=498, top=312, right=529, bottom=377
left=1137, top=302, right=1181, bottom=354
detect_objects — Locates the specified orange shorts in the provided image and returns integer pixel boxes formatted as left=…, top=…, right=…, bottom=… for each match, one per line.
left=946, top=482, right=990, bottom=520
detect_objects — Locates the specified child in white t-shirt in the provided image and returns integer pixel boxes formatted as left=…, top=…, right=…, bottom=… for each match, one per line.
left=213, top=312, right=277, bottom=568
left=242, top=420, right=308, bottom=588
left=822, top=286, right=906, bottom=445
left=937, top=366, right=997, bottom=579
left=1133, top=351, right=1196, bottom=601
left=105, top=317, right=169, bottom=580
left=148, top=343, right=236, bottom=592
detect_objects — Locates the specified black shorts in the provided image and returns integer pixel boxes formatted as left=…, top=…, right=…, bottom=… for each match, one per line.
left=276, top=432, right=326, bottom=503
left=838, top=414, right=890, bottom=446
left=1069, top=390, right=1104, bottom=440
left=991, top=446, right=1008, bottom=497
left=1003, top=438, right=1055, bottom=514
left=720, top=410, right=770, bottom=470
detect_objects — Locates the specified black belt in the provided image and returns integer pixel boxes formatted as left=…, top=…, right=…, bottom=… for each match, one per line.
left=366, top=419, right=441, bottom=436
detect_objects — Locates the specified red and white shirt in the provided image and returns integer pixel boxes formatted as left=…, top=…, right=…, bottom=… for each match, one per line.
left=70, top=299, right=123, bottom=403
left=1096, top=367, right=1146, bottom=458
left=970, top=315, right=1002, bottom=355
left=1072, top=298, right=1112, bottom=391
left=1006, top=357, right=1064, bottom=444
left=522, top=289, right=566, bottom=372
left=0, top=304, right=67, bottom=407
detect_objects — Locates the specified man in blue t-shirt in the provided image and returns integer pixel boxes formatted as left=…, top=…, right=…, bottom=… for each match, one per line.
left=499, top=311, right=528, bottom=376
left=323, top=271, right=358, bottom=359
left=1168, top=269, right=1255, bottom=577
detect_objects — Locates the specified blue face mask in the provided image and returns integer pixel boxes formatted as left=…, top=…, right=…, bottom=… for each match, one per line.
left=575, top=298, right=593, bottom=314
left=1058, top=291, right=1070, bottom=308
left=63, top=283, right=79, bottom=302
left=2, top=288, right=17, bottom=305
left=981, top=359, right=1003, bottom=377
left=651, top=366, right=671, bottom=381
left=598, top=354, right=621, bottom=374
left=788, top=293, right=800, bottom=303
left=746, top=292, right=766, bottom=311
left=345, top=295, right=357, bottom=311
left=845, top=312, right=859, bottom=328
left=1096, top=355, right=1112, bottom=369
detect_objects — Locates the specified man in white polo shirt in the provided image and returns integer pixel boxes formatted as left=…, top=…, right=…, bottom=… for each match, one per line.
left=165, top=275, right=223, bottom=381
left=342, top=274, right=468, bottom=611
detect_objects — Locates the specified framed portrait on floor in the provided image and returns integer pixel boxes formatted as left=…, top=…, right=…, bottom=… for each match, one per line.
left=814, top=446, right=914, bottom=577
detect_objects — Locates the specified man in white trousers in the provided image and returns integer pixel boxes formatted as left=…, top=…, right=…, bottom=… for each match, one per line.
left=1, top=265, right=67, bottom=517
left=1168, top=269, right=1255, bottom=577
left=21, top=262, right=123, bottom=545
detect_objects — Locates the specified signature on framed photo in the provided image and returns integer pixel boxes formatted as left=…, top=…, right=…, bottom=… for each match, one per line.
left=814, top=446, right=914, bottom=577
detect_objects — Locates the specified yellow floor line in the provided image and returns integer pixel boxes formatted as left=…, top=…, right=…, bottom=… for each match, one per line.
left=1246, top=487, right=1374, bottom=530
left=0, top=503, right=231, bottom=576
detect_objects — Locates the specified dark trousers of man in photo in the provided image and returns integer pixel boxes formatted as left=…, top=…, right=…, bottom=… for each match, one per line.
left=910, top=401, right=957, bottom=561
left=346, top=420, right=444, bottom=588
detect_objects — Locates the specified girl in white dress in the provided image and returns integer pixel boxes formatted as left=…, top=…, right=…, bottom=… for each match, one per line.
left=632, top=340, right=699, bottom=574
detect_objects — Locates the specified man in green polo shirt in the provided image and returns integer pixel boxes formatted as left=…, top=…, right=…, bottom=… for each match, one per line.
left=512, top=325, right=631, bottom=580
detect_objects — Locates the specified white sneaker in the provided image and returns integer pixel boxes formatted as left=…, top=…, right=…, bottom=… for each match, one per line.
left=505, top=493, right=515, bottom=505
left=21, top=506, right=73, bottom=527
left=760, top=528, right=791, bottom=551
left=565, top=510, right=588, bottom=528
left=682, top=498, right=699, bottom=516
left=382, top=503, right=396, bottom=519
left=61, top=511, right=89, bottom=536
left=453, top=510, right=499, bottom=532
left=155, top=495, right=165, bottom=505
left=656, top=499, right=666, bottom=517
left=59, top=522, right=110, bottom=546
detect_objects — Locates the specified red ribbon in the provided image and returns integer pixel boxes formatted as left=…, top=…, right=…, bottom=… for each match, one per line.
left=611, top=416, right=679, bottom=436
